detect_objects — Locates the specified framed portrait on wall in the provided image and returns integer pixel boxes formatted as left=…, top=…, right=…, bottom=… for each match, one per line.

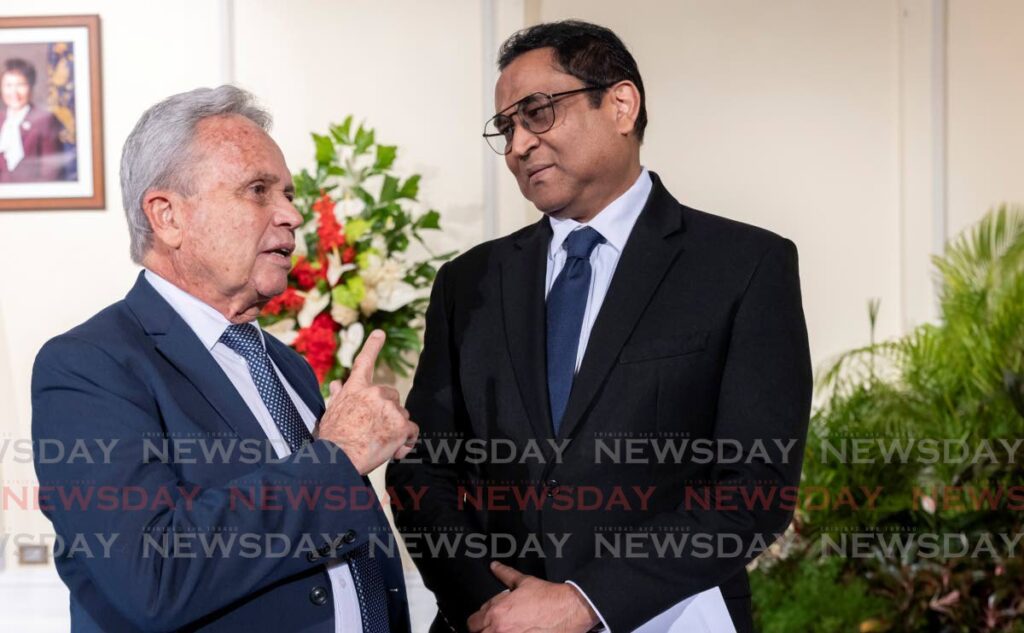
left=0, top=15, right=103, bottom=210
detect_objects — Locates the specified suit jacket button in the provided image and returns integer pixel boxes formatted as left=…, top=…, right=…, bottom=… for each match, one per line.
left=342, top=529, right=357, bottom=544
left=306, top=551, right=318, bottom=563
left=318, top=543, right=331, bottom=556
left=309, top=585, right=329, bottom=606
left=546, top=480, right=559, bottom=498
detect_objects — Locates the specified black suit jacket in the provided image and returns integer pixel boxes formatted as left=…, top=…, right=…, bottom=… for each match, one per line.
left=387, top=173, right=812, bottom=632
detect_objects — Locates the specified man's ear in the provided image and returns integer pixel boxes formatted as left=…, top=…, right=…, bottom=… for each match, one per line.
left=608, top=80, right=641, bottom=137
left=142, top=189, right=185, bottom=250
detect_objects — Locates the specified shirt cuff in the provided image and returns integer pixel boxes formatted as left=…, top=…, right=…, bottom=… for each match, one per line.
left=565, top=580, right=610, bottom=633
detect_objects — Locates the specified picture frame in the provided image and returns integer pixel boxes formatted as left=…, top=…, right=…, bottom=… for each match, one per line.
left=0, top=15, right=104, bottom=211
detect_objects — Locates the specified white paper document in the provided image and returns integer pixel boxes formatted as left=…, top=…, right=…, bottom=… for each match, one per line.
left=632, top=586, right=736, bottom=633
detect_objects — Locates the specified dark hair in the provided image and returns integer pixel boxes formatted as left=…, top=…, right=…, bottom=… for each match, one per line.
left=2, top=58, right=36, bottom=88
left=498, top=20, right=647, bottom=142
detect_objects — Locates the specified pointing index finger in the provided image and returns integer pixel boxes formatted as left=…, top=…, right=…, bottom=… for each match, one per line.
left=347, top=329, right=385, bottom=387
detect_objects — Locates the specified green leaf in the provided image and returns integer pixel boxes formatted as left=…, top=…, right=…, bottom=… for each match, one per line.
left=379, top=175, right=400, bottom=202
left=415, top=210, right=441, bottom=230
left=356, top=250, right=378, bottom=270
left=330, top=116, right=353, bottom=144
left=389, top=233, right=409, bottom=252
left=327, top=166, right=347, bottom=177
left=345, top=218, right=371, bottom=243
left=399, top=175, right=420, bottom=200
left=331, top=276, right=366, bottom=309
left=313, top=133, right=334, bottom=165
left=293, top=170, right=319, bottom=199
left=354, top=125, right=375, bottom=155
left=374, top=145, right=397, bottom=171
left=350, top=186, right=376, bottom=207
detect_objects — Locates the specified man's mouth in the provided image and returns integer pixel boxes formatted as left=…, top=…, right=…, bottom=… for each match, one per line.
left=526, top=164, right=553, bottom=181
left=263, top=244, right=295, bottom=263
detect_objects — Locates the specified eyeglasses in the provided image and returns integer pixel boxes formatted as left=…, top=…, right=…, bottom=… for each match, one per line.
left=483, top=85, right=611, bottom=155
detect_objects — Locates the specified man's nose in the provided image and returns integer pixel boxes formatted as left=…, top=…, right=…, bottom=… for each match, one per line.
left=278, top=198, right=303, bottom=229
left=508, top=122, right=539, bottom=159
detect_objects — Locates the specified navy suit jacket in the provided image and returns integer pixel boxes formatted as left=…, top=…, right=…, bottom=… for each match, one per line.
left=32, top=272, right=410, bottom=632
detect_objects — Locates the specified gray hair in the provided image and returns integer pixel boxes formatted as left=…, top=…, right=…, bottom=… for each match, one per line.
left=120, top=85, right=273, bottom=263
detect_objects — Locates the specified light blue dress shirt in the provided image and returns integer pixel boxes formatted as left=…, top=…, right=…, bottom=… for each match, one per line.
left=545, top=168, right=653, bottom=372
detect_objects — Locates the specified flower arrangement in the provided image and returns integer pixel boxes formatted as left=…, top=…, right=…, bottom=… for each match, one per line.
left=259, top=117, right=451, bottom=394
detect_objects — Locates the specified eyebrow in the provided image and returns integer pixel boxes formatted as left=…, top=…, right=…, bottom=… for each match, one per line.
left=242, top=172, right=295, bottom=195
left=495, top=94, right=532, bottom=118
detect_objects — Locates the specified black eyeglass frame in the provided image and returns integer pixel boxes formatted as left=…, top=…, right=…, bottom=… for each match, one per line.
left=482, top=84, right=612, bottom=155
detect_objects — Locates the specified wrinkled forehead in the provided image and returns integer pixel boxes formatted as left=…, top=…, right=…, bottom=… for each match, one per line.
left=193, top=115, right=284, bottom=167
left=493, top=48, right=577, bottom=113
left=185, top=115, right=290, bottom=190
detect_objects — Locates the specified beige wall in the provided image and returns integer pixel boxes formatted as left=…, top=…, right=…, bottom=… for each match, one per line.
left=947, top=0, right=1024, bottom=237
left=0, top=0, right=1021, bottom=578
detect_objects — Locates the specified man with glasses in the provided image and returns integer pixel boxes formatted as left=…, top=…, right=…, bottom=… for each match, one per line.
left=388, top=20, right=811, bottom=633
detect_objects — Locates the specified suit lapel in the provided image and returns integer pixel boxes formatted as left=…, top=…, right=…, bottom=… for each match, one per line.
left=266, top=340, right=326, bottom=418
left=124, top=272, right=267, bottom=441
left=555, top=174, right=688, bottom=441
left=501, top=219, right=556, bottom=446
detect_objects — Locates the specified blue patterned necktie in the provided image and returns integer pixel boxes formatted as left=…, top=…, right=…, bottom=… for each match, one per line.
left=348, top=542, right=390, bottom=632
left=546, top=226, right=606, bottom=434
left=219, top=323, right=313, bottom=452
left=220, top=322, right=390, bottom=633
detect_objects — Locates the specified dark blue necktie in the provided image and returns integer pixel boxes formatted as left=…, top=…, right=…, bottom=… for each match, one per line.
left=547, top=226, right=605, bottom=434
left=220, top=323, right=313, bottom=452
left=220, top=323, right=390, bottom=632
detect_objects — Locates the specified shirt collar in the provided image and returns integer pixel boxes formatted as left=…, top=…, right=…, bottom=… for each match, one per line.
left=143, top=269, right=264, bottom=352
left=548, top=167, right=652, bottom=259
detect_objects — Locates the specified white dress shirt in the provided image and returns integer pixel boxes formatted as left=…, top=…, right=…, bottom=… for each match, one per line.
left=144, top=270, right=364, bottom=633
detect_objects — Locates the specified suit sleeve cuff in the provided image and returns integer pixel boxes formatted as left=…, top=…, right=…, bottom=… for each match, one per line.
left=566, top=581, right=610, bottom=633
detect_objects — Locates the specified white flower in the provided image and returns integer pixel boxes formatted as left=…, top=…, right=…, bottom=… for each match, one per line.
left=338, top=196, right=365, bottom=219
left=337, top=323, right=366, bottom=369
left=375, top=280, right=419, bottom=312
left=921, top=495, right=936, bottom=514
left=359, top=253, right=418, bottom=313
left=297, top=287, right=330, bottom=327
left=263, top=318, right=298, bottom=346
left=361, top=253, right=405, bottom=287
left=325, top=250, right=356, bottom=286
left=360, top=287, right=378, bottom=316
left=292, top=225, right=310, bottom=258
left=331, top=302, right=360, bottom=327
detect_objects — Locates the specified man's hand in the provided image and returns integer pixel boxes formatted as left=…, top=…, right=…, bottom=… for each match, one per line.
left=314, top=330, right=418, bottom=474
left=466, top=561, right=599, bottom=633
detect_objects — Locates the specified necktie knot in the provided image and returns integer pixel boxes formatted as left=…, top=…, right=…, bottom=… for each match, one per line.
left=564, top=226, right=605, bottom=260
left=219, top=323, right=265, bottom=362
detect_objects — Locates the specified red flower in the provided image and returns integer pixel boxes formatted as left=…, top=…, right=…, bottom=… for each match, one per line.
left=314, top=192, right=346, bottom=252
left=260, top=287, right=305, bottom=316
left=293, top=315, right=338, bottom=384
left=342, top=246, right=356, bottom=264
left=291, top=256, right=325, bottom=291
left=312, top=312, right=340, bottom=332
